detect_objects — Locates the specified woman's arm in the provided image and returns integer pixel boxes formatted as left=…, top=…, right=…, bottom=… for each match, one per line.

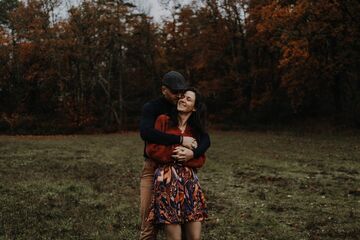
left=145, top=115, right=176, bottom=164
left=184, top=154, right=206, bottom=168
left=146, top=143, right=176, bottom=164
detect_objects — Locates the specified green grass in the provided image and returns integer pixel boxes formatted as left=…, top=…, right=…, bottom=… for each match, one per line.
left=0, top=131, right=359, bottom=239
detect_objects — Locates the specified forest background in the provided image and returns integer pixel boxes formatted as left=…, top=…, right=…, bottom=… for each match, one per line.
left=1, top=0, right=359, bottom=133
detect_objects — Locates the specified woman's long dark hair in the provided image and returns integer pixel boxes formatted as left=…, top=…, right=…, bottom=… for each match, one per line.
left=169, top=87, right=207, bottom=138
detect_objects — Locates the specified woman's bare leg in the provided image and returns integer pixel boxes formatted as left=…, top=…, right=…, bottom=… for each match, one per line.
left=165, top=224, right=182, bottom=240
left=184, top=222, right=202, bottom=240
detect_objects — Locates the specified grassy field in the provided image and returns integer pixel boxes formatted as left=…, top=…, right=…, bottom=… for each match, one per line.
left=0, top=131, right=359, bottom=239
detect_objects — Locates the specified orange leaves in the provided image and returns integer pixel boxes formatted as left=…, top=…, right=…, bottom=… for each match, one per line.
left=9, top=1, right=50, bottom=41
left=255, top=23, right=266, bottom=34
left=279, top=39, right=309, bottom=69
left=247, top=0, right=360, bottom=112
left=0, top=0, right=359, bottom=130
left=18, top=42, right=34, bottom=58
left=0, top=27, right=9, bottom=46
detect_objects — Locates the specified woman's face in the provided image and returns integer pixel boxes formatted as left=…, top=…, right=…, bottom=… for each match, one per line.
left=177, top=90, right=196, bottom=113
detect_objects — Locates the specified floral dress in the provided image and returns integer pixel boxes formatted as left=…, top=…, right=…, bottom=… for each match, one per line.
left=146, top=115, right=208, bottom=224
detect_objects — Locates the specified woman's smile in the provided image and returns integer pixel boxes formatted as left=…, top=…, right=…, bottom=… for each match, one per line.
left=177, top=91, right=196, bottom=113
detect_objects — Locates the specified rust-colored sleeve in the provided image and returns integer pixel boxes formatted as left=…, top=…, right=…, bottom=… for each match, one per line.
left=184, top=154, right=206, bottom=168
left=145, top=115, right=176, bottom=164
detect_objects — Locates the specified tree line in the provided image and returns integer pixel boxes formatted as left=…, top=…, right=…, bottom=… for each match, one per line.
left=0, top=0, right=359, bottom=133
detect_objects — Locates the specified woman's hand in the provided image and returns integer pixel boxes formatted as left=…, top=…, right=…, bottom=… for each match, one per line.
left=182, top=136, right=198, bottom=150
left=172, top=146, right=194, bottom=162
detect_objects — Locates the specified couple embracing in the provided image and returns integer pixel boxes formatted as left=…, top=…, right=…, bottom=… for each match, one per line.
left=139, top=71, right=211, bottom=240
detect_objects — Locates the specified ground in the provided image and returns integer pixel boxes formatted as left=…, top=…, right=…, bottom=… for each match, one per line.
left=0, top=131, right=359, bottom=239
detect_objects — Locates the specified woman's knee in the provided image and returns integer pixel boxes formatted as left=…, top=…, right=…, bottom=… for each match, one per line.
left=165, top=224, right=182, bottom=240
left=184, top=222, right=202, bottom=240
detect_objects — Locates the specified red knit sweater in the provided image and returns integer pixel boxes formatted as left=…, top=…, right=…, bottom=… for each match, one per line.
left=146, top=115, right=206, bottom=168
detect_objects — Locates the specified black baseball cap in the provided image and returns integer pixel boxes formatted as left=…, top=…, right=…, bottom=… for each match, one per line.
left=162, top=71, right=188, bottom=92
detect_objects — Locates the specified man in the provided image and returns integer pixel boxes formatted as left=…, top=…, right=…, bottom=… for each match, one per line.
left=139, top=71, right=211, bottom=240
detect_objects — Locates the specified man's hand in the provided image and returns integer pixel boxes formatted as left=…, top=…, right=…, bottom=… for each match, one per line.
left=182, top=136, right=197, bottom=150
left=172, top=146, right=194, bottom=162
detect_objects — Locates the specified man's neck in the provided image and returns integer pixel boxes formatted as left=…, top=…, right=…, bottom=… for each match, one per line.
left=160, top=96, right=173, bottom=105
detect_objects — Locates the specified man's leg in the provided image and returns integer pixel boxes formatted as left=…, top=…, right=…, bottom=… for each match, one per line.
left=139, top=160, right=157, bottom=240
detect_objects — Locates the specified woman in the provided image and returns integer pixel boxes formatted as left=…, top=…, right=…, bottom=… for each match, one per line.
left=146, top=88, right=208, bottom=240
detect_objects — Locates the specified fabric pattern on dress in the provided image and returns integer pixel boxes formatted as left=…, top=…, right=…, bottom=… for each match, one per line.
left=145, top=114, right=208, bottom=225
left=147, top=163, right=208, bottom=224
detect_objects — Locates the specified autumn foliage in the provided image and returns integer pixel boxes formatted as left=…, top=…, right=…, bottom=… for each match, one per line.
left=0, top=0, right=359, bottom=133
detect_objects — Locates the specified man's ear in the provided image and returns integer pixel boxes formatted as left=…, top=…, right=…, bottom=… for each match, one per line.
left=161, top=86, right=166, bottom=95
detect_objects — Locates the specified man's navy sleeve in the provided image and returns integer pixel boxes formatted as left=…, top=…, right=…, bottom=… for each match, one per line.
left=192, top=132, right=211, bottom=159
left=140, top=102, right=180, bottom=145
